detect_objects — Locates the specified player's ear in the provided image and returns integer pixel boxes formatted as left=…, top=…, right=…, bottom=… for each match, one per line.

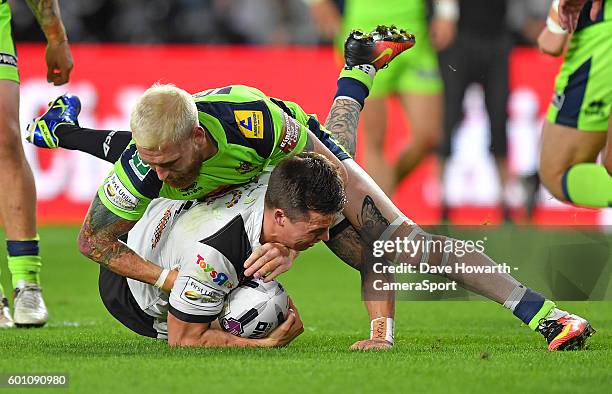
left=192, top=125, right=206, bottom=145
left=274, top=209, right=286, bottom=226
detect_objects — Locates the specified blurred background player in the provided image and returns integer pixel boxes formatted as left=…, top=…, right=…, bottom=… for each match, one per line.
left=0, top=0, right=73, bottom=328
left=538, top=0, right=612, bottom=208
left=308, top=0, right=456, bottom=195
left=437, top=0, right=514, bottom=221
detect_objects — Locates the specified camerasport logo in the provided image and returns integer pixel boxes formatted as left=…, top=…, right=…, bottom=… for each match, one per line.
left=103, top=173, right=140, bottom=211
left=279, top=111, right=300, bottom=153
left=195, top=254, right=234, bottom=289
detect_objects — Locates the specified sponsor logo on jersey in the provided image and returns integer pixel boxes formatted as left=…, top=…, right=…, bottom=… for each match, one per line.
left=279, top=111, right=300, bottom=153
left=552, top=92, right=565, bottom=110
left=180, top=277, right=224, bottom=306
left=0, top=53, right=17, bottom=68
left=151, top=207, right=172, bottom=250
left=129, top=150, right=151, bottom=181
left=195, top=254, right=234, bottom=289
left=584, top=99, right=607, bottom=117
left=179, top=182, right=204, bottom=198
left=235, top=161, right=259, bottom=175
left=234, top=110, right=264, bottom=139
left=103, top=173, right=140, bottom=211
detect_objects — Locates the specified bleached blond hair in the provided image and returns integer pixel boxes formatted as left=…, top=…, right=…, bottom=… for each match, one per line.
left=130, top=84, right=198, bottom=149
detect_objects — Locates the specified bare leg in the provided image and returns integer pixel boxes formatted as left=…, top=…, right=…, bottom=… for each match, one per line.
left=325, top=95, right=523, bottom=304
left=0, top=81, right=38, bottom=241
left=539, top=121, right=606, bottom=201
left=394, top=93, right=443, bottom=186
left=360, top=98, right=394, bottom=195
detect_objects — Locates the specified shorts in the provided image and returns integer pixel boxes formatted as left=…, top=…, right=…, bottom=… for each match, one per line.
left=0, top=1, right=19, bottom=83
left=98, top=266, right=161, bottom=339
left=546, top=23, right=612, bottom=132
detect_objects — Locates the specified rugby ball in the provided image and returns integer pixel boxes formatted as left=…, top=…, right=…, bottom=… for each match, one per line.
left=219, top=279, right=289, bottom=338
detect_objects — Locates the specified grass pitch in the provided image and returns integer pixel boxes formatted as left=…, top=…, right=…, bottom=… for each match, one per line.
left=0, top=226, right=610, bottom=394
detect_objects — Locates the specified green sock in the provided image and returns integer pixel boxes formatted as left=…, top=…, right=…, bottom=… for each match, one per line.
left=338, top=65, right=375, bottom=91
left=562, top=163, right=612, bottom=208
left=7, top=236, right=42, bottom=288
left=527, top=300, right=556, bottom=330
left=335, top=65, right=375, bottom=109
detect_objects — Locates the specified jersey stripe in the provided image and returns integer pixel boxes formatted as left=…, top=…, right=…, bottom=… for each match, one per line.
left=199, top=214, right=249, bottom=282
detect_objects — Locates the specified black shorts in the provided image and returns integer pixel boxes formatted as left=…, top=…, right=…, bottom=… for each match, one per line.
left=98, top=267, right=158, bottom=338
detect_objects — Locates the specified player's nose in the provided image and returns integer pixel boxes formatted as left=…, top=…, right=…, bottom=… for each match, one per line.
left=154, top=167, right=169, bottom=181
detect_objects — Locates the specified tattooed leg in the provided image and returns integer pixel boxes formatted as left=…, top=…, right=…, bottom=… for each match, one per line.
left=324, top=98, right=361, bottom=157
left=338, top=159, right=520, bottom=304
left=321, top=90, right=518, bottom=303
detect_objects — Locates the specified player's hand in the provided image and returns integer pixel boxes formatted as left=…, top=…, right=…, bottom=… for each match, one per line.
left=244, top=243, right=299, bottom=282
left=350, top=339, right=393, bottom=351
left=45, top=40, right=73, bottom=86
left=558, top=0, right=601, bottom=31
left=264, top=298, right=304, bottom=347
left=429, top=17, right=456, bottom=51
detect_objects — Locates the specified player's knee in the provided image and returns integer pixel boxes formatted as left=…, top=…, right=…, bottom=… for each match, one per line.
left=0, top=138, right=26, bottom=163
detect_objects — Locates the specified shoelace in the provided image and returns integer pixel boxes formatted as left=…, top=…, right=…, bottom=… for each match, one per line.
left=537, top=318, right=563, bottom=341
left=16, top=286, right=43, bottom=310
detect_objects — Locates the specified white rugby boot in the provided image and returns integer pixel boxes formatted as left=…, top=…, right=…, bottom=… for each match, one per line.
left=13, top=280, right=48, bottom=327
left=0, top=296, right=14, bottom=328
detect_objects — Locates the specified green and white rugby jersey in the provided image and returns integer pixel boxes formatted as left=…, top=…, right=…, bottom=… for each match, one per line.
left=98, top=85, right=348, bottom=221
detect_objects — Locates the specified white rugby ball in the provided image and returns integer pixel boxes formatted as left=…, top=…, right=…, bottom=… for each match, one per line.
left=219, top=279, right=289, bottom=338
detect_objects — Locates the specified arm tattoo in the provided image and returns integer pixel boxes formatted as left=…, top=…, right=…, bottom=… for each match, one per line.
left=25, top=0, right=66, bottom=42
left=324, top=98, right=361, bottom=156
left=325, top=222, right=363, bottom=271
left=78, top=195, right=136, bottom=271
left=357, top=195, right=390, bottom=244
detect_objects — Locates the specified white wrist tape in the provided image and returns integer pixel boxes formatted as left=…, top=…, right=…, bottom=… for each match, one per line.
left=434, top=0, right=459, bottom=22
left=154, top=268, right=171, bottom=289
left=370, top=317, right=394, bottom=344
left=547, top=0, right=567, bottom=34
left=546, top=16, right=567, bottom=34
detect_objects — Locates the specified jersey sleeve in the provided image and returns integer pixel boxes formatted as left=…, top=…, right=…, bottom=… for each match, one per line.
left=267, top=98, right=309, bottom=165
left=97, top=142, right=163, bottom=221
left=168, top=243, right=233, bottom=323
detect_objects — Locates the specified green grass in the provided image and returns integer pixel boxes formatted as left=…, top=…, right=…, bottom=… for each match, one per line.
left=0, top=226, right=610, bottom=394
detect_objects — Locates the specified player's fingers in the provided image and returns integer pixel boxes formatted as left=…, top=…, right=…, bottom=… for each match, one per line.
left=56, top=65, right=71, bottom=86
left=262, top=264, right=286, bottom=282
left=244, top=245, right=268, bottom=269
left=279, top=309, right=296, bottom=332
left=46, top=64, right=57, bottom=84
left=350, top=340, right=367, bottom=350
left=591, top=0, right=602, bottom=20
left=254, top=260, right=281, bottom=279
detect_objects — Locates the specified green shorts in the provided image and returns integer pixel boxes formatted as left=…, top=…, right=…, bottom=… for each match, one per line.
left=0, top=1, right=19, bottom=83
left=546, top=23, right=612, bottom=132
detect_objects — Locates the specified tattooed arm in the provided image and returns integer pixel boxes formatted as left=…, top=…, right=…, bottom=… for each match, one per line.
left=323, top=98, right=361, bottom=157
left=25, top=0, right=73, bottom=85
left=77, top=195, right=166, bottom=287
